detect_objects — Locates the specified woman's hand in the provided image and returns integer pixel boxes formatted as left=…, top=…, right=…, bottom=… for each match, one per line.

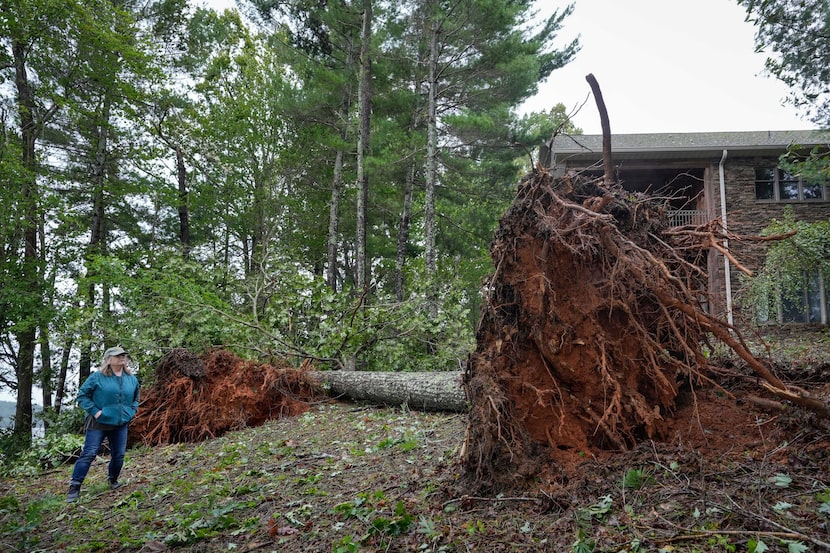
left=95, top=410, right=102, bottom=419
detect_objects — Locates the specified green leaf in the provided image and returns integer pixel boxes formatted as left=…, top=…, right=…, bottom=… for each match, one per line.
left=772, top=501, right=793, bottom=513
left=748, top=538, right=769, bottom=553
left=785, top=540, right=808, bottom=553
left=769, top=473, right=792, bottom=487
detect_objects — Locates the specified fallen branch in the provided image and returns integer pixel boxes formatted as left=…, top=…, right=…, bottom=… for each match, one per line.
left=442, top=495, right=542, bottom=508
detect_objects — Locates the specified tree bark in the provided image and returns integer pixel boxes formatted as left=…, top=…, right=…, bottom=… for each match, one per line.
left=175, top=144, right=190, bottom=258
left=53, top=337, right=73, bottom=415
left=585, top=73, right=614, bottom=186
left=39, top=328, right=52, bottom=410
left=424, top=16, right=439, bottom=280
left=11, top=38, right=41, bottom=442
left=394, top=163, right=415, bottom=301
left=310, top=370, right=466, bottom=413
left=327, top=148, right=344, bottom=290
left=80, top=97, right=112, bottom=384
left=354, top=0, right=372, bottom=291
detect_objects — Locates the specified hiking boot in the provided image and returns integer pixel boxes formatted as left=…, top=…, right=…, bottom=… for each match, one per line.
left=67, top=481, right=81, bottom=503
left=108, top=478, right=123, bottom=490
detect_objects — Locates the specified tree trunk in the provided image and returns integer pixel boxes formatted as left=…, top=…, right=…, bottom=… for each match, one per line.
left=424, top=17, right=439, bottom=280
left=310, top=370, right=465, bottom=413
left=154, top=115, right=190, bottom=259
left=327, top=147, right=344, bottom=291
left=176, top=144, right=190, bottom=258
left=11, top=39, right=40, bottom=443
left=39, top=328, right=52, bottom=410
left=53, top=337, right=73, bottom=415
left=394, top=163, right=415, bottom=301
left=354, top=0, right=372, bottom=291
left=327, top=51, right=354, bottom=292
left=585, top=74, right=614, bottom=186
left=39, top=207, right=54, bottom=411
left=80, top=106, right=110, bottom=383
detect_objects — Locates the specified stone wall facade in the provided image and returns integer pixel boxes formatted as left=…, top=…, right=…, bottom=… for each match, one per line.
left=707, top=156, right=830, bottom=323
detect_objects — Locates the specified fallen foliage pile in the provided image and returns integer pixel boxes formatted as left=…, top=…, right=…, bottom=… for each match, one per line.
left=130, top=349, right=323, bottom=445
left=462, top=165, right=829, bottom=491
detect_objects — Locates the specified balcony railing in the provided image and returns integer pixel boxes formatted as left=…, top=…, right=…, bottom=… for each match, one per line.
left=668, top=209, right=708, bottom=227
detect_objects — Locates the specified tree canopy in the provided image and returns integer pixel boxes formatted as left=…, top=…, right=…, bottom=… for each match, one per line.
left=0, top=0, right=580, bottom=438
left=738, top=0, right=830, bottom=127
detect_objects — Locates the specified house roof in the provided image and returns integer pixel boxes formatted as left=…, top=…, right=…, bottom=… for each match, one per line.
left=550, top=130, right=830, bottom=164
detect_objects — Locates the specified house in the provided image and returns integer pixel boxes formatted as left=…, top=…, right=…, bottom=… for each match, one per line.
left=545, top=130, right=830, bottom=326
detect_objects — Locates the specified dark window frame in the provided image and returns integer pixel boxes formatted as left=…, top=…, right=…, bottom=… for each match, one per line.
left=754, top=167, right=827, bottom=202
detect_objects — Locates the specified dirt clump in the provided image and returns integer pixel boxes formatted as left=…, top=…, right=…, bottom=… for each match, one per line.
left=130, top=348, right=324, bottom=446
left=461, top=166, right=828, bottom=492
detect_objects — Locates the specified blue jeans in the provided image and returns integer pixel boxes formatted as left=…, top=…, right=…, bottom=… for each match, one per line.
left=70, top=423, right=128, bottom=484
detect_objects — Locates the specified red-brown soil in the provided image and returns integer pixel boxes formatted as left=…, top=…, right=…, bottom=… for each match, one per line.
left=461, top=166, right=829, bottom=492
left=129, top=348, right=324, bottom=446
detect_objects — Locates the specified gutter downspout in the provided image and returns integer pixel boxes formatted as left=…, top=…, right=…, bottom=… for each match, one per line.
left=718, top=149, right=733, bottom=326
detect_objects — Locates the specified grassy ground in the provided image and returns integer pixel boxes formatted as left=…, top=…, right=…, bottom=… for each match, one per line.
left=2, top=398, right=828, bottom=552
left=1, top=327, right=828, bottom=552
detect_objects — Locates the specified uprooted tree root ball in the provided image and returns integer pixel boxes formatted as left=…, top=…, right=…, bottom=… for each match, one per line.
left=130, top=349, right=324, bottom=446
left=461, top=166, right=828, bottom=492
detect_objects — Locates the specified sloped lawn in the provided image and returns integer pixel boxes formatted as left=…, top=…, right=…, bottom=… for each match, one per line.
left=2, top=388, right=829, bottom=552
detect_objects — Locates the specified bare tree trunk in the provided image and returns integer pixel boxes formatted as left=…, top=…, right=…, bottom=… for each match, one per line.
left=311, top=370, right=465, bottom=412
left=424, top=18, right=439, bottom=280
left=585, top=73, right=614, bottom=186
left=11, top=39, right=42, bottom=442
left=39, top=329, right=52, bottom=410
left=53, top=337, right=73, bottom=415
left=80, top=96, right=112, bottom=383
left=394, top=164, right=416, bottom=301
left=327, top=148, right=344, bottom=290
left=354, top=0, right=372, bottom=291
left=326, top=40, right=355, bottom=291
left=175, top=144, right=190, bottom=258
left=153, top=117, right=191, bottom=258
left=38, top=201, right=54, bottom=412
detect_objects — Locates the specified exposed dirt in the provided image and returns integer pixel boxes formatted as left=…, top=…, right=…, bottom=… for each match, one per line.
left=130, top=349, right=324, bottom=446
left=461, top=166, right=829, bottom=493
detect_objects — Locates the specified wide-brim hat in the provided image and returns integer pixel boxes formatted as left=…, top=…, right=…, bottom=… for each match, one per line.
left=103, top=346, right=128, bottom=359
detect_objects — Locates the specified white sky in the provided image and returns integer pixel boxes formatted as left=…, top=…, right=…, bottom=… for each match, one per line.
left=523, top=0, right=814, bottom=134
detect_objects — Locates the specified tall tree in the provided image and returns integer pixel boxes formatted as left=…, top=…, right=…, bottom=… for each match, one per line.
left=61, top=0, right=159, bottom=383
left=417, top=0, right=578, bottom=282
left=248, top=0, right=367, bottom=290
left=354, top=0, right=372, bottom=291
left=0, top=0, right=67, bottom=441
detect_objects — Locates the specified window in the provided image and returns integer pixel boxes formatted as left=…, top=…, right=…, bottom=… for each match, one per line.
left=754, top=167, right=826, bottom=202
left=757, top=270, right=829, bottom=324
left=778, top=170, right=800, bottom=200
left=754, top=168, right=775, bottom=200
left=803, top=178, right=825, bottom=200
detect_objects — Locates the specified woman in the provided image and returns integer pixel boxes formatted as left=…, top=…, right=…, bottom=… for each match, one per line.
left=67, top=346, right=140, bottom=503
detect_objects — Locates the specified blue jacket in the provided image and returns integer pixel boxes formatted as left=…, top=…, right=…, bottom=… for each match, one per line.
left=77, top=370, right=141, bottom=427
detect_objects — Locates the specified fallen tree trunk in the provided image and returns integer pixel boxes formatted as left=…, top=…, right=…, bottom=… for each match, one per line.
left=309, top=370, right=466, bottom=413
left=131, top=350, right=466, bottom=446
